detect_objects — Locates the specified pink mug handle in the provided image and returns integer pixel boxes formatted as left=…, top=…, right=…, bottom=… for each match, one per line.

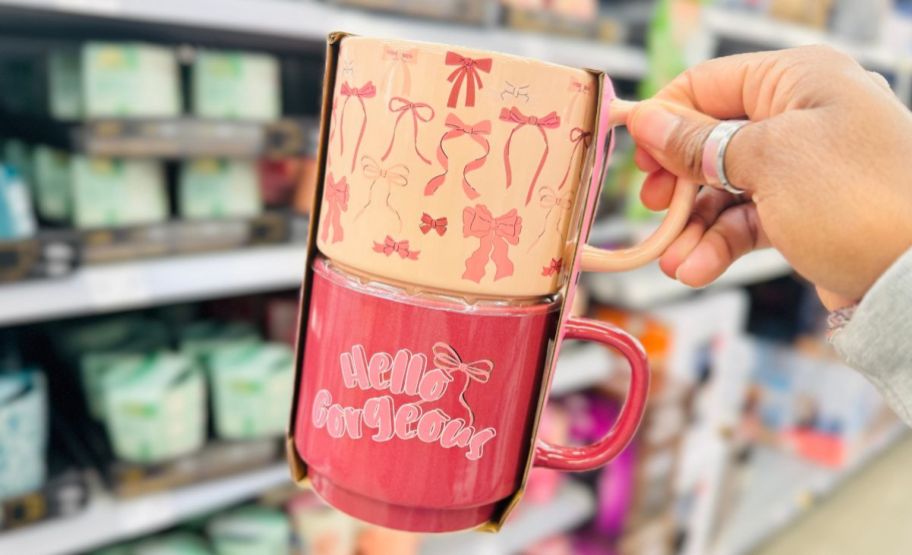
left=533, top=317, right=649, bottom=471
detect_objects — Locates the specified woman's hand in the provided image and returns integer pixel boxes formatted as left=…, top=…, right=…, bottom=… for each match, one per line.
left=626, top=46, right=912, bottom=309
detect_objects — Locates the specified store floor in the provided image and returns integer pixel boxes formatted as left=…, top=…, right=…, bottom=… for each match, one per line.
left=755, top=435, right=912, bottom=555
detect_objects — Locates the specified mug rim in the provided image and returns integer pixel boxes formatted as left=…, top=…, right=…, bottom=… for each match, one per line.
left=341, top=35, right=598, bottom=81
left=313, top=256, right=561, bottom=317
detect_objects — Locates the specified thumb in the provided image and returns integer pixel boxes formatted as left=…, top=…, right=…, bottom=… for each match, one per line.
left=628, top=100, right=760, bottom=193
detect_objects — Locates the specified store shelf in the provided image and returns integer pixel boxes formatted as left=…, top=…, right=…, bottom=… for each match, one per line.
left=551, top=342, right=615, bottom=396
left=586, top=248, right=792, bottom=310
left=421, top=479, right=595, bottom=555
left=0, top=0, right=648, bottom=78
left=703, top=7, right=907, bottom=72
left=0, top=244, right=306, bottom=326
left=0, top=463, right=291, bottom=555
left=714, top=423, right=908, bottom=555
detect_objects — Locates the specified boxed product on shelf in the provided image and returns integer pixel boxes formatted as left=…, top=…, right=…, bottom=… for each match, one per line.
left=0, top=466, right=90, bottom=531
left=31, top=145, right=72, bottom=223
left=179, top=320, right=261, bottom=366
left=134, top=532, right=212, bottom=555
left=288, top=493, right=358, bottom=555
left=0, top=230, right=81, bottom=282
left=264, top=296, right=299, bottom=347
left=208, top=342, right=294, bottom=440
left=357, top=525, right=420, bottom=555
left=207, top=505, right=291, bottom=555
left=328, top=0, right=501, bottom=25
left=0, top=164, right=37, bottom=239
left=2, top=139, right=33, bottom=186
left=81, top=42, right=181, bottom=118
left=740, top=339, right=890, bottom=467
left=48, top=49, right=82, bottom=120
left=0, top=370, right=48, bottom=500
left=192, top=50, right=281, bottom=121
left=178, top=159, right=264, bottom=220
left=71, top=157, right=168, bottom=229
left=101, top=352, right=207, bottom=464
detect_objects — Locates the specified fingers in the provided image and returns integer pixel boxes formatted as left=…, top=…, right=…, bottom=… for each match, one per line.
left=658, top=187, right=738, bottom=278
left=660, top=197, right=770, bottom=287
left=640, top=169, right=676, bottom=211
left=628, top=100, right=768, bottom=194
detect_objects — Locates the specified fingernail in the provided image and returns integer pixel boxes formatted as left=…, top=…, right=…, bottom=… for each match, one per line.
left=632, top=105, right=681, bottom=151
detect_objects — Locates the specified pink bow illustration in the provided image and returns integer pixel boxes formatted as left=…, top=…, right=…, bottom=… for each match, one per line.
left=319, top=173, right=349, bottom=244
left=419, top=213, right=448, bottom=236
left=499, top=107, right=561, bottom=206
left=445, top=51, right=493, bottom=108
left=425, top=113, right=491, bottom=200
left=382, top=97, right=435, bottom=164
left=528, top=187, right=572, bottom=251
left=566, top=77, right=593, bottom=119
left=382, top=46, right=418, bottom=95
left=558, top=127, right=593, bottom=190
left=432, top=342, right=493, bottom=425
left=372, top=236, right=420, bottom=260
left=355, top=156, right=409, bottom=227
left=462, top=205, right=522, bottom=282
left=339, top=81, right=376, bottom=173
left=541, top=257, right=562, bottom=277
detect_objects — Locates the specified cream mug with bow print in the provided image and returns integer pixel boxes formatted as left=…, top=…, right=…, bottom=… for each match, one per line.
left=317, top=36, right=695, bottom=298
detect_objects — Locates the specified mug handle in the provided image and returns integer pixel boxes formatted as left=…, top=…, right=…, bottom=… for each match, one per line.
left=579, top=97, right=699, bottom=273
left=533, top=317, right=649, bottom=471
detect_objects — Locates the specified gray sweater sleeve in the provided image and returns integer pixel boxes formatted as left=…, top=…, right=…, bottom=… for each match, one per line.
left=831, top=247, right=912, bottom=426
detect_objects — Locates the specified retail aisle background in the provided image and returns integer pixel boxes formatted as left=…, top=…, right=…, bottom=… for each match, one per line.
left=0, top=0, right=910, bottom=554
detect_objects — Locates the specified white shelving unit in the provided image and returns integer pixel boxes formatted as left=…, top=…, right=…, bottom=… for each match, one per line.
left=586, top=248, right=792, bottom=310
left=0, top=464, right=291, bottom=555
left=421, top=479, right=595, bottom=555
left=551, top=342, right=615, bottom=396
left=0, top=0, right=648, bottom=79
left=714, top=423, right=907, bottom=555
left=0, top=244, right=306, bottom=326
left=703, top=6, right=903, bottom=71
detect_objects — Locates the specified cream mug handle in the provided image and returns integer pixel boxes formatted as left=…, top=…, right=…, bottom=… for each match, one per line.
left=580, top=98, right=698, bottom=273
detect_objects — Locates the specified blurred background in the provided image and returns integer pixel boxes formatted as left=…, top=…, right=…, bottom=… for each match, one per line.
left=0, top=0, right=910, bottom=554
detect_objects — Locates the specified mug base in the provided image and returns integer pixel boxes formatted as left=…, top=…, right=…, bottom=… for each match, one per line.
left=309, top=471, right=505, bottom=533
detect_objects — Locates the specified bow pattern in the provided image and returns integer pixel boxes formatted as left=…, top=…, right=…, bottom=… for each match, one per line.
left=419, top=213, right=448, bottom=236
left=338, top=81, right=376, bottom=173
left=558, top=127, right=593, bottom=190
left=425, top=113, right=491, bottom=200
left=462, top=204, right=522, bottom=282
left=499, top=107, right=561, bottom=206
left=445, top=51, right=492, bottom=108
left=432, top=342, right=493, bottom=426
left=372, top=236, right=420, bottom=260
left=382, top=97, right=435, bottom=164
left=382, top=46, right=418, bottom=95
left=541, top=257, right=562, bottom=277
left=319, top=173, right=349, bottom=244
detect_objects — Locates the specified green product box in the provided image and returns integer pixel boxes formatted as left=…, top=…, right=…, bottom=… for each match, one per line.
left=102, top=353, right=207, bottom=464
left=178, top=159, right=263, bottom=220
left=192, top=50, right=280, bottom=120
left=71, top=157, right=168, bottom=229
left=2, top=140, right=33, bottom=188
left=0, top=165, right=37, bottom=240
left=32, top=145, right=72, bottom=222
left=135, top=533, right=213, bottom=555
left=48, top=49, right=83, bottom=120
left=209, top=343, right=294, bottom=440
left=82, top=42, right=180, bottom=118
left=179, top=321, right=261, bottom=367
left=208, top=506, right=290, bottom=555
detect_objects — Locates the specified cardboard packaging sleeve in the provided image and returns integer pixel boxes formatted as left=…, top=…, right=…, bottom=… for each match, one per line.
left=285, top=32, right=618, bottom=532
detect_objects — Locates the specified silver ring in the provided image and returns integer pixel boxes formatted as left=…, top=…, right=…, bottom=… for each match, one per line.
left=702, top=120, right=749, bottom=195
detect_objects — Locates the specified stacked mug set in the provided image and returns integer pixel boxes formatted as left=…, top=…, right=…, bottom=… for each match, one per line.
left=289, top=34, right=695, bottom=533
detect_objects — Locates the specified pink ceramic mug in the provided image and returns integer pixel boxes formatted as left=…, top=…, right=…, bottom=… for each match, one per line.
left=294, top=257, right=649, bottom=532
left=316, top=36, right=696, bottom=299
